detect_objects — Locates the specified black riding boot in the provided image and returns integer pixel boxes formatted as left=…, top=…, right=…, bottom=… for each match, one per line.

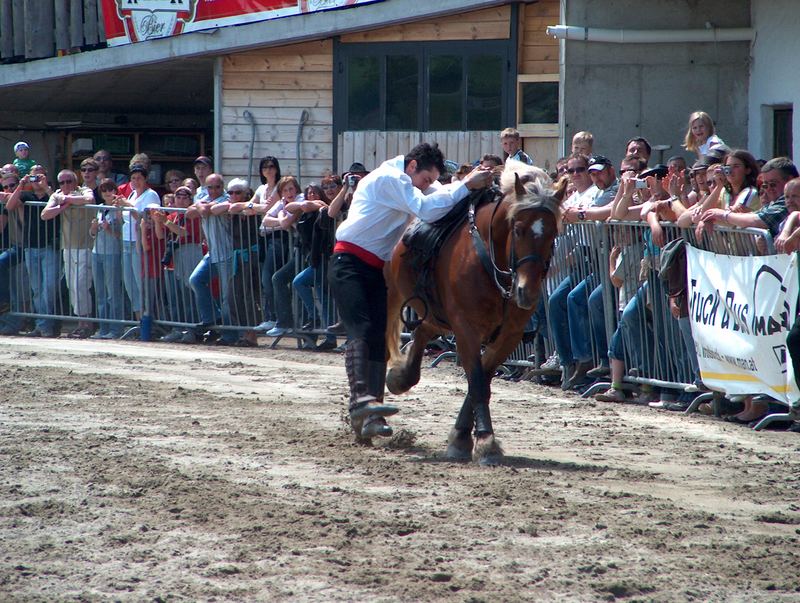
left=345, top=341, right=397, bottom=437
left=344, top=338, right=371, bottom=406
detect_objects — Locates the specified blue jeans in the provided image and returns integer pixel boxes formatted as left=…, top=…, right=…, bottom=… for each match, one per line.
left=0, top=246, right=24, bottom=332
left=293, top=266, right=331, bottom=327
left=24, top=246, right=60, bottom=335
left=122, top=240, right=142, bottom=314
left=92, top=253, right=124, bottom=336
left=567, top=274, right=602, bottom=363
left=548, top=274, right=577, bottom=366
left=678, top=316, right=700, bottom=382
left=272, top=255, right=296, bottom=328
left=260, top=232, right=290, bottom=322
left=588, top=283, right=608, bottom=365
left=189, top=253, right=237, bottom=342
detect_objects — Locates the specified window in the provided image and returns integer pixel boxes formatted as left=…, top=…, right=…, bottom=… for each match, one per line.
left=336, top=40, right=513, bottom=131
left=516, top=74, right=559, bottom=138
left=773, top=107, right=793, bottom=159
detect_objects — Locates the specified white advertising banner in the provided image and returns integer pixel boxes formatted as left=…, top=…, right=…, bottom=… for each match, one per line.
left=687, top=246, right=800, bottom=405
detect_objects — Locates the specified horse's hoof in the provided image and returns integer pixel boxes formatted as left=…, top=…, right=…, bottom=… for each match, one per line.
left=473, top=434, right=504, bottom=466
left=386, top=368, right=408, bottom=395
left=446, top=428, right=473, bottom=461
left=360, top=416, right=393, bottom=439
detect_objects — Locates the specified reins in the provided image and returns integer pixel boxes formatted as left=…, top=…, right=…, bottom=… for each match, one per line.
left=468, top=193, right=554, bottom=300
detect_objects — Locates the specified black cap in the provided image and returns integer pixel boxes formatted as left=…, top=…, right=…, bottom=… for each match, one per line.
left=639, top=164, right=669, bottom=179
left=194, top=155, right=213, bottom=167
left=587, top=155, right=613, bottom=172
left=347, top=162, right=367, bottom=174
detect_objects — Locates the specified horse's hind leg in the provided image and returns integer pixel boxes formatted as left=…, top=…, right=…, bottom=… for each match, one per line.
left=446, top=395, right=474, bottom=461
left=386, top=321, right=437, bottom=395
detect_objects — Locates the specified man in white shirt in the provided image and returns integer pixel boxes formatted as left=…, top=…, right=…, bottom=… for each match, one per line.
left=330, top=142, right=492, bottom=439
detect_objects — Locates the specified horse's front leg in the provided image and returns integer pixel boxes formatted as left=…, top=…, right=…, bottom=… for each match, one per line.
left=386, top=321, right=437, bottom=395
left=468, top=361, right=504, bottom=466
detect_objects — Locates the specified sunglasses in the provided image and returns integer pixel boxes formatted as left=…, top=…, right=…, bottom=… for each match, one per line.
left=80, top=167, right=98, bottom=172
left=567, top=167, right=587, bottom=174
left=176, top=192, right=191, bottom=197
left=321, top=183, right=339, bottom=190
left=58, top=179, right=75, bottom=185
left=227, top=190, right=244, bottom=195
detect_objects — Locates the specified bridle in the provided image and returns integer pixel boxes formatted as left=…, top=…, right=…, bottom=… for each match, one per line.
left=467, top=191, right=558, bottom=300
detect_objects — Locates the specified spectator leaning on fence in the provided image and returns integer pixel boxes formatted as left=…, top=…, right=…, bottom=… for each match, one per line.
left=40, top=169, right=96, bottom=339
left=0, top=171, right=24, bottom=335
left=225, top=177, right=262, bottom=347
left=156, top=185, right=203, bottom=343
left=546, top=152, right=600, bottom=388
left=561, top=154, right=620, bottom=381
left=6, top=166, right=59, bottom=337
left=265, top=176, right=306, bottom=338
left=695, top=158, right=798, bottom=237
left=187, top=173, right=238, bottom=345
left=89, top=179, right=125, bottom=340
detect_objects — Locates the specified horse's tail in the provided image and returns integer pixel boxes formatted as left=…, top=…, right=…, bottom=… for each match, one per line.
left=386, top=310, right=402, bottom=366
left=384, top=264, right=403, bottom=366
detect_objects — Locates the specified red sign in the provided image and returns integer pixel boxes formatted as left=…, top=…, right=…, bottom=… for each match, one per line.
left=102, top=0, right=381, bottom=46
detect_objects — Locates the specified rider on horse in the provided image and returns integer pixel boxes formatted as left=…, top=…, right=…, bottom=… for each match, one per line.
left=329, top=143, right=493, bottom=440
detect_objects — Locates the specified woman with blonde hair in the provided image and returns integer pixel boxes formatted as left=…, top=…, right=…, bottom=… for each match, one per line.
left=683, top=111, right=724, bottom=158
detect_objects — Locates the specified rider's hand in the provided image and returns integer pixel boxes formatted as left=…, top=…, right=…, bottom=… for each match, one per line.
left=462, top=166, right=493, bottom=191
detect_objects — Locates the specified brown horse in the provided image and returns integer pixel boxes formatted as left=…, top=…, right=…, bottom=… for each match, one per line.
left=384, top=162, right=562, bottom=464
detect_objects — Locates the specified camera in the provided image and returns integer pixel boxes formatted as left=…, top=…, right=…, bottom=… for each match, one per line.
left=29, top=175, right=40, bottom=182
left=161, top=239, right=180, bottom=266
left=634, top=179, right=648, bottom=189
left=346, top=174, right=361, bottom=188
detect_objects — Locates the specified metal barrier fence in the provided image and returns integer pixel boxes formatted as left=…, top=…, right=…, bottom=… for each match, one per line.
left=1, top=196, right=796, bottom=426
left=0, top=198, right=342, bottom=348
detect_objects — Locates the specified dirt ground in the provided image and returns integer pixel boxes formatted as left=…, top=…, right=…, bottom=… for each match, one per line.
left=0, top=336, right=799, bottom=602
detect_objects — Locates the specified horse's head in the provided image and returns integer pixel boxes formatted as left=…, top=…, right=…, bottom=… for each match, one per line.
left=500, top=162, right=562, bottom=309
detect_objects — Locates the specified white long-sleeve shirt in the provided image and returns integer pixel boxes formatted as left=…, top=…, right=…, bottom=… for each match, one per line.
left=335, top=155, right=469, bottom=260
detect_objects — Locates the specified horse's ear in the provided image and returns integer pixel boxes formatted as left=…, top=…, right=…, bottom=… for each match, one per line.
left=514, top=173, right=526, bottom=197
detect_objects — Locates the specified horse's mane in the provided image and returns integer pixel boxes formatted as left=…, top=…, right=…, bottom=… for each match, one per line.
left=500, top=159, right=562, bottom=221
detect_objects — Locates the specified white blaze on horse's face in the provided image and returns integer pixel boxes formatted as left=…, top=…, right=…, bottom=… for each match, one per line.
left=530, top=218, right=545, bottom=238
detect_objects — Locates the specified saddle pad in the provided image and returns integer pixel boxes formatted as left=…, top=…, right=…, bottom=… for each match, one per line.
left=401, top=187, right=495, bottom=273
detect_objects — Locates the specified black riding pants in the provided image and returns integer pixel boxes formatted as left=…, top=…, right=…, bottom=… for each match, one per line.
left=329, top=252, right=387, bottom=362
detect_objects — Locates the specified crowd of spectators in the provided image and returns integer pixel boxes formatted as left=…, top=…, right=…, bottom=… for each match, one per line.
left=528, top=112, right=800, bottom=432
left=1, top=117, right=798, bottom=432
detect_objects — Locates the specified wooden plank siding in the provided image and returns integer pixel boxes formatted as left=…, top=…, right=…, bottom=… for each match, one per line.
left=1, top=0, right=105, bottom=61
left=518, top=0, right=561, bottom=170
left=219, top=3, right=561, bottom=180
left=339, top=6, right=512, bottom=43
left=221, top=40, right=334, bottom=184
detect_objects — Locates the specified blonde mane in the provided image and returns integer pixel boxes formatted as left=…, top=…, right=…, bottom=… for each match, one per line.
left=500, top=159, right=560, bottom=220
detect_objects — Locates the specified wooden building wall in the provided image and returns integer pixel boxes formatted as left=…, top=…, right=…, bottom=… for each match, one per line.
left=220, top=2, right=562, bottom=181
left=221, top=40, right=333, bottom=184
left=519, top=0, right=561, bottom=171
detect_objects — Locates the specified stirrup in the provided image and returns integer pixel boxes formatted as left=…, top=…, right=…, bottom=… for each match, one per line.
left=360, top=414, right=393, bottom=438
left=349, top=398, right=399, bottom=421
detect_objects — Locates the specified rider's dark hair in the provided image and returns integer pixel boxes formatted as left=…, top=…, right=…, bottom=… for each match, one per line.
left=404, top=143, right=446, bottom=175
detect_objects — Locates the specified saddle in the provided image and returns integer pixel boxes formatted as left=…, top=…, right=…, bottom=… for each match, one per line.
left=400, top=187, right=499, bottom=329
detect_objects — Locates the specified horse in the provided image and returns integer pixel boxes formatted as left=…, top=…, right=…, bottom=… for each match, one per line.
left=384, top=161, right=563, bottom=464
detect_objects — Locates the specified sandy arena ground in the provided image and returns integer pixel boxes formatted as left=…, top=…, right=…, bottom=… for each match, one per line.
left=0, top=335, right=799, bottom=602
